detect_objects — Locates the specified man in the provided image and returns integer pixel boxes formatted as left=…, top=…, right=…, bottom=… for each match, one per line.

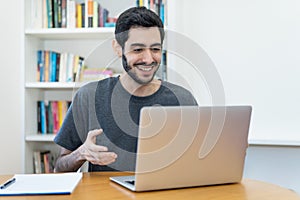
left=54, top=6, right=197, bottom=172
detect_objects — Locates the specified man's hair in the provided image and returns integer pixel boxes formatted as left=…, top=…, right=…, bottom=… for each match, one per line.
left=115, top=6, right=165, bottom=48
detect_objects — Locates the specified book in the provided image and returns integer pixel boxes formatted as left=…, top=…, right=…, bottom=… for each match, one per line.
left=38, top=100, right=71, bottom=134
left=93, top=1, right=98, bottom=27
left=33, top=150, right=53, bottom=173
left=57, top=0, right=62, bottom=27
left=40, top=101, right=47, bottom=134
left=33, top=151, right=42, bottom=174
left=42, top=0, right=48, bottom=28
left=47, top=101, right=53, bottom=133
left=79, top=68, right=113, bottom=82
left=46, top=0, right=53, bottom=28
left=37, top=50, right=44, bottom=82
left=31, top=0, right=43, bottom=28
left=76, top=3, right=82, bottom=28
left=53, top=0, right=59, bottom=27
left=87, top=0, right=93, bottom=27
left=67, top=0, right=76, bottom=28
left=44, top=50, right=50, bottom=82
left=61, top=0, right=67, bottom=27
left=0, top=173, right=82, bottom=196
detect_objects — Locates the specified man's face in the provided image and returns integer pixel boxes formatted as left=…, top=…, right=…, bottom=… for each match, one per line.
left=123, top=27, right=162, bottom=85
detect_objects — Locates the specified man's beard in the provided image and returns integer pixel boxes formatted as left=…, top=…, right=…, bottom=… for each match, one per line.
left=122, top=54, right=159, bottom=85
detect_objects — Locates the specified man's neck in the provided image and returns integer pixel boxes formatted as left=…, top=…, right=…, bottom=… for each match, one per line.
left=119, top=73, right=161, bottom=97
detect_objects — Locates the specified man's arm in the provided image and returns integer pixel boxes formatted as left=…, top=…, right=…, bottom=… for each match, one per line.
left=54, top=129, right=118, bottom=172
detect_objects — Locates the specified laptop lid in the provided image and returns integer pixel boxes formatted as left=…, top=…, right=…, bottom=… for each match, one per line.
left=111, top=106, right=252, bottom=191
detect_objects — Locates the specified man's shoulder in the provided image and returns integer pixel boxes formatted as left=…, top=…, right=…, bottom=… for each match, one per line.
left=78, top=77, right=118, bottom=93
left=162, top=81, right=192, bottom=94
left=76, top=77, right=118, bottom=96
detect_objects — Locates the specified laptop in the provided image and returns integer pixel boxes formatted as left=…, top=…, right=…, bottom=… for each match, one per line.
left=110, top=105, right=252, bottom=191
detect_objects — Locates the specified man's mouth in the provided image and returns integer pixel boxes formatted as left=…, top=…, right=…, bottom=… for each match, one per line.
left=136, top=65, right=153, bottom=71
left=134, top=62, right=158, bottom=72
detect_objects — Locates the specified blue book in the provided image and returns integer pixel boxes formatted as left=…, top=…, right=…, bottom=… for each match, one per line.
left=37, top=50, right=45, bottom=82
left=160, top=3, right=164, bottom=24
left=51, top=52, right=57, bottom=82
left=40, top=101, right=47, bottom=134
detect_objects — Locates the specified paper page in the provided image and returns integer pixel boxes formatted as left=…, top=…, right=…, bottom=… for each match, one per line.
left=0, top=172, right=82, bottom=196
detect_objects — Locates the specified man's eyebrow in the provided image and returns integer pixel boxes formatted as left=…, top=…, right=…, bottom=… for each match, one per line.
left=130, top=43, right=162, bottom=47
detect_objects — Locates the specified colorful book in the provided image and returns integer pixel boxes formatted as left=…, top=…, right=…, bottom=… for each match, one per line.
left=40, top=101, right=47, bottom=134
left=46, top=0, right=53, bottom=28
left=87, top=0, right=93, bottom=27
left=76, top=3, right=82, bottom=28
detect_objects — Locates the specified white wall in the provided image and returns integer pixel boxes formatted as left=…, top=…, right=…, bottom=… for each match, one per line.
left=244, top=145, right=300, bottom=194
left=167, top=0, right=300, bottom=142
left=0, top=1, right=23, bottom=173
left=167, top=0, right=300, bottom=195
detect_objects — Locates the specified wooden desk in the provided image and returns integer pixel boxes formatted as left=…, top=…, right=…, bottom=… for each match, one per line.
left=0, top=172, right=299, bottom=200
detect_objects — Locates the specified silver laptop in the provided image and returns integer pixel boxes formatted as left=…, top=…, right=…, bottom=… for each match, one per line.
left=110, top=106, right=252, bottom=191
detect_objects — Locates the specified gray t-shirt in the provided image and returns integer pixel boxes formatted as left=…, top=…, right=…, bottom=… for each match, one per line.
left=54, top=77, right=197, bottom=171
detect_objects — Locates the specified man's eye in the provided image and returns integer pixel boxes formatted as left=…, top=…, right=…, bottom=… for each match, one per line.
left=133, top=48, right=144, bottom=53
left=151, top=48, right=162, bottom=52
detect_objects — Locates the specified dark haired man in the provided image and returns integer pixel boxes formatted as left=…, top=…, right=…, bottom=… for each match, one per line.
left=54, top=6, right=197, bottom=172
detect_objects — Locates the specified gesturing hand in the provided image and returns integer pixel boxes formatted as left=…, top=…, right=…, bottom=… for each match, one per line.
left=79, top=129, right=117, bottom=166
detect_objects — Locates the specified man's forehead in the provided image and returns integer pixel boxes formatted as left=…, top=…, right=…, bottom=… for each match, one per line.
left=126, top=27, right=161, bottom=45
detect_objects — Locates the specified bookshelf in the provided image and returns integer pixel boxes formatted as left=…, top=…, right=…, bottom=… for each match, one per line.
left=24, top=0, right=167, bottom=173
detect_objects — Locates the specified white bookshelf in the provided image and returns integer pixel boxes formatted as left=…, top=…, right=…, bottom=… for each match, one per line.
left=23, top=0, right=137, bottom=173
left=24, top=0, right=167, bottom=173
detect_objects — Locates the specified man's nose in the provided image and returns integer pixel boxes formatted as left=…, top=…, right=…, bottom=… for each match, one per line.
left=141, top=49, right=154, bottom=64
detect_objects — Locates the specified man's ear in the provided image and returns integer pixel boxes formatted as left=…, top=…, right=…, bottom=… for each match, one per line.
left=112, top=39, right=122, bottom=57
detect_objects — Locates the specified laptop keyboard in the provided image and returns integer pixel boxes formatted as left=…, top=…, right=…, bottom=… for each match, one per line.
left=125, top=180, right=135, bottom=185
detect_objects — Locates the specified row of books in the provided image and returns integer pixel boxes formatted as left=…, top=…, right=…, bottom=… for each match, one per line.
left=33, top=150, right=54, bottom=173
left=37, top=50, right=118, bottom=82
left=31, top=0, right=115, bottom=29
left=136, top=0, right=166, bottom=24
left=37, top=100, right=71, bottom=134
left=37, top=50, right=84, bottom=82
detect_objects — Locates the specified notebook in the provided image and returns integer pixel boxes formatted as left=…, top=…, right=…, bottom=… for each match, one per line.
left=110, top=106, right=252, bottom=192
left=0, top=172, right=82, bottom=196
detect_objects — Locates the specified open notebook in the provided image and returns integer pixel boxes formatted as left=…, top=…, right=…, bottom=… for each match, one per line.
left=0, top=172, right=82, bottom=196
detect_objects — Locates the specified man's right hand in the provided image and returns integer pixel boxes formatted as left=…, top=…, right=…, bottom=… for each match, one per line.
left=79, top=129, right=118, bottom=166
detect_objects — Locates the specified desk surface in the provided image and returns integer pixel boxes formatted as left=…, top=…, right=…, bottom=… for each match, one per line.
left=0, top=172, right=299, bottom=200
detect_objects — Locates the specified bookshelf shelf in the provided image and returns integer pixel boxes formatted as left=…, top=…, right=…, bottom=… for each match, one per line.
left=25, top=28, right=115, bottom=39
left=25, top=82, right=87, bottom=89
left=25, top=134, right=56, bottom=142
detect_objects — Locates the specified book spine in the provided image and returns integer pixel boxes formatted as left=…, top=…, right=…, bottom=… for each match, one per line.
left=56, top=53, right=61, bottom=82
left=57, top=0, right=62, bottom=27
left=93, top=1, right=98, bottom=28
left=31, top=0, right=43, bottom=28
left=47, top=101, right=53, bottom=133
left=67, top=0, right=76, bottom=28
left=53, top=0, right=59, bottom=28
left=46, top=0, right=53, bottom=28
left=33, top=151, right=42, bottom=174
left=87, top=0, right=93, bottom=27
left=76, top=3, right=82, bottom=28
left=37, top=102, right=41, bottom=133
left=44, top=50, right=50, bottom=82
left=40, top=101, right=47, bottom=134
left=51, top=52, right=57, bottom=82
left=42, top=0, right=48, bottom=28
left=81, top=3, right=85, bottom=28
left=61, top=0, right=67, bottom=28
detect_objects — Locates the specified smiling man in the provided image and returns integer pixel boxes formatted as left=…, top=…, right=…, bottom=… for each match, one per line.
left=54, top=7, right=198, bottom=172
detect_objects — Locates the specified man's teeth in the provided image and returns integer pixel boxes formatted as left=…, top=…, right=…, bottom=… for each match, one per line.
left=137, top=66, right=152, bottom=71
